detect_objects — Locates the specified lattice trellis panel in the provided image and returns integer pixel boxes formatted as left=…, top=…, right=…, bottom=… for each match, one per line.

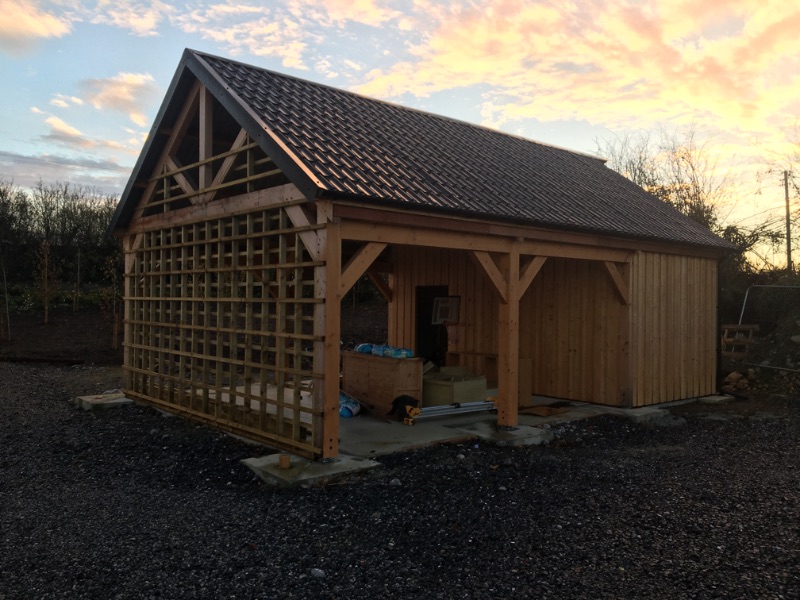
left=124, top=206, right=324, bottom=455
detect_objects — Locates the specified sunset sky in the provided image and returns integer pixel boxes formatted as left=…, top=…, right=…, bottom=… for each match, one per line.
left=1, top=0, right=799, bottom=233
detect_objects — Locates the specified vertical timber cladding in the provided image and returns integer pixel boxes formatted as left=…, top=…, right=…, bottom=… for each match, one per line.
left=522, top=258, right=627, bottom=406
left=630, top=252, right=718, bottom=406
left=124, top=206, right=324, bottom=456
left=388, top=247, right=627, bottom=405
left=388, top=246, right=498, bottom=379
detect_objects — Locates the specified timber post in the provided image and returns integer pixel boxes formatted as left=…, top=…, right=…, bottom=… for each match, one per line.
left=497, top=244, right=521, bottom=427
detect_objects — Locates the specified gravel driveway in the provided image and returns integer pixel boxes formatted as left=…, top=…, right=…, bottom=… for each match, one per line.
left=2, top=362, right=799, bottom=599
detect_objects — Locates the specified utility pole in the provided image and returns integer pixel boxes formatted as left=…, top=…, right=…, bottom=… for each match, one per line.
left=785, top=170, right=793, bottom=274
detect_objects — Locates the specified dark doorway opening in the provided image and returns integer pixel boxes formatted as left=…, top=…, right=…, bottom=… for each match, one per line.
left=415, top=285, right=448, bottom=364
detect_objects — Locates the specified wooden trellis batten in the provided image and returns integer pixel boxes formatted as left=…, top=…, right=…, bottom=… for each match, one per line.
left=125, top=203, right=325, bottom=455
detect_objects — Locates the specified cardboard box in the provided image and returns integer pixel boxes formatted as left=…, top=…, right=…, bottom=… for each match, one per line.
left=423, top=366, right=487, bottom=406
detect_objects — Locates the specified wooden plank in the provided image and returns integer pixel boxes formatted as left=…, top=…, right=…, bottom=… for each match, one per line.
left=603, top=261, right=631, bottom=305
left=341, top=220, right=512, bottom=253
left=164, top=156, right=197, bottom=198
left=517, top=255, right=547, bottom=301
left=630, top=252, right=642, bottom=406
left=198, top=86, right=213, bottom=192
left=285, top=203, right=322, bottom=261
left=618, top=261, right=631, bottom=406
left=321, top=220, right=341, bottom=458
left=201, top=128, right=249, bottom=204
left=339, top=242, right=387, bottom=297
left=471, top=251, right=508, bottom=303
left=496, top=246, right=520, bottom=427
left=367, top=269, right=393, bottom=302
left=131, top=183, right=308, bottom=234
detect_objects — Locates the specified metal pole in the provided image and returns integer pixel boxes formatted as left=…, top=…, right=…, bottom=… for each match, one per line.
left=785, top=170, right=792, bottom=274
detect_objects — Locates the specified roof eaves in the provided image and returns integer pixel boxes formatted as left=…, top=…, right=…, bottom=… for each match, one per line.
left=319, top=188, right=735, bottom=254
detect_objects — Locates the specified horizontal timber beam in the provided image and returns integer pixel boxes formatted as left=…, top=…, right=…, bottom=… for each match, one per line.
left=130, top=183, right=308, bottom=234
left=332, top=202, right=723, bottom=259
left=338, top=212, right=632, bottom=262
left=340, top=221, right=513, bottom=253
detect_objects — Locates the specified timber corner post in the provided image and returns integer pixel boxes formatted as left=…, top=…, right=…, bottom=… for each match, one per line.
left=316, top=201, right=341, bottom=459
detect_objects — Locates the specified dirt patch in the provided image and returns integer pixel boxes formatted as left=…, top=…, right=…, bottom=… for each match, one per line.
left=0, top=307, right=122, bottom=366
left=671, top=393, right=797, bottom=420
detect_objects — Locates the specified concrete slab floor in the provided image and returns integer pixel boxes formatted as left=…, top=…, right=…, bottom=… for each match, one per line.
left=338, top=413, right=477, bottom=458
left=245, top=393, right=712, bottom=486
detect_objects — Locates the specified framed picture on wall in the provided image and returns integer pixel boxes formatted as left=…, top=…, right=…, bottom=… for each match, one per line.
left=431, top=296, right=461, bottom=325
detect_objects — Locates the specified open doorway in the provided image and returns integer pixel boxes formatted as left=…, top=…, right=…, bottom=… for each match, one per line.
left=415, top=285, right=448, bottom=364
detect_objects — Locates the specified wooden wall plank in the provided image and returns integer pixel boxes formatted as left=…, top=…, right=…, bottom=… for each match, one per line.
left=627, top=252, right=718, bottom=406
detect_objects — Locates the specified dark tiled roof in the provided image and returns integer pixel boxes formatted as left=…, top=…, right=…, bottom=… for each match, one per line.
left=116, top=49, right=732, bottom=251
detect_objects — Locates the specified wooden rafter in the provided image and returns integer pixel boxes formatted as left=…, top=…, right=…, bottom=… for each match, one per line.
left=340, top=243, right=387, bottom=297
left=199, top=128, right=249, bottom=205
left=165, top=156, right=197, bottom=197
left=603, top=261, right=631, bottom=305
left=129, top=81, right=201, bottom=227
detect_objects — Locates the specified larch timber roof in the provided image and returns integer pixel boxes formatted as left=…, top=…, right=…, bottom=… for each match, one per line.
left=112, top=49, right=732, bottom=251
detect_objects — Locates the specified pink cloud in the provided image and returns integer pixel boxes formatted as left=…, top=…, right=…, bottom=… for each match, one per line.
left=0, top=0, right=72, bottom=55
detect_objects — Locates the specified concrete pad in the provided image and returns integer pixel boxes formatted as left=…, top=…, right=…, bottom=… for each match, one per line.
left=75, top=392, right=133, bottom=411
left=338, top=414, right=476, bottom=457
left=517, top=407, right=598, bottom=428
left=699, top=394, right=736, bottom=405
left=450, top=421, right=555, bottom=446
left=242, top=453, right=381, bottom=487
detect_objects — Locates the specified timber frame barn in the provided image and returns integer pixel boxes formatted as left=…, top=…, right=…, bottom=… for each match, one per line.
left=110, top=49, right=733, bottom=459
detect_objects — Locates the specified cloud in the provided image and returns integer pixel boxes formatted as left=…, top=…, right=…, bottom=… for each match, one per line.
left=45, top=116, right=83, bottom=139
left=90, top=0, right=176, bottom=36
left=80, top=72, right=158, bottom=126
left=343, top=59, right=363, bottom=71
left=49, top=94, right=84, bottom=109
left=39, top=113, right=137, bottom=156
left=0, top=0, right=72, bottom=55
left=174, top=5, right=312, bottom=69
left=0, top=150, right=131, bottom=194
left=287, top=0, right=401, bottom=27
left=355, top=0, right=800, bottom=143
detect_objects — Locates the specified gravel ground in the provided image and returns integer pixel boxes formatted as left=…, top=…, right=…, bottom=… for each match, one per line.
left=2, top=362, right=800, bottom=599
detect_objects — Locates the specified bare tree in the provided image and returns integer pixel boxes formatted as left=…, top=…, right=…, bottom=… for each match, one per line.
left=597, top=124, right=730, bottom=231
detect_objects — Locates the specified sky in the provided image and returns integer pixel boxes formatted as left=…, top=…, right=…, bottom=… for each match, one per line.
left=2, top=0, right=799, bottom=232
